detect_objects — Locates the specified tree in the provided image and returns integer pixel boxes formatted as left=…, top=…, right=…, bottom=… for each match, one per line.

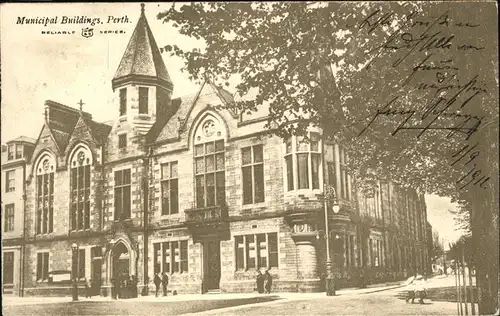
left=429, top=231, right=444, bottom=263
left=448, top=235, right=475, bottom=273
left=158, top=2, right=498, bottom=312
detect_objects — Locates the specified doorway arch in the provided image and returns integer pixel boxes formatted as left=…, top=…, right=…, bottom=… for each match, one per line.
left=107, top=239, right=136, bottom=282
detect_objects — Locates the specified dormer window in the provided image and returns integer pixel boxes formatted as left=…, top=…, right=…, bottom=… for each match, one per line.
left=15, top=144, right=23, bottom=159
left=7, top=145, right=14, bottom=160
left=284, top=132, right=321, bottom=192
left=139, top=87, right=149, bottom=114
left=119, top=88, right=127, bottom=116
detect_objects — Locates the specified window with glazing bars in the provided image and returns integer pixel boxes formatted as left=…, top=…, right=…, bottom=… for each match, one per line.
left=71, top=165, right=90, bottom=230
left=153, top=240, right=188, bottom=274
left=235, top=233, right=278, bottom=270
left=36, top=173, right=54, bottom=234
left=242, top=145, right=264, bottom=204
left=194, top=140, right=225, bottom=208
left=114, top=169, right=131, bottom=220
left=161, top=162, right=179, bottom=215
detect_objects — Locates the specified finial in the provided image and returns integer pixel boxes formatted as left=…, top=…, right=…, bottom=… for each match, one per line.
left=78, top=99, right=85, bottom=113
left=141, top=3, right=145, bottom=14
left=44, top=108, right=48, bottom=121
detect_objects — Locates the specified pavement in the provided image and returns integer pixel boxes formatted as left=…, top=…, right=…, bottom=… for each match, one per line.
left=3, top=276, right=464, bottom=316
left=2, top=280, right=406, bottom=307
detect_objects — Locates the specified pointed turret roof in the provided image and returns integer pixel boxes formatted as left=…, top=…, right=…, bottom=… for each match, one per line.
left=112, top=3, right=173, bottom=91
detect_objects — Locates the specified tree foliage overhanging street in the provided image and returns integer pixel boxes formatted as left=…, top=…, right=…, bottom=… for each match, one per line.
left=157, top=2, right=498, bottom=311
left=158, top=2, right=496, bottom=199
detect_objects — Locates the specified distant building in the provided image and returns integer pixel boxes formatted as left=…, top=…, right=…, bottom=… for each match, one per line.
left=426, top=221, right=433, bottom=275
left=13, top=4, right=429, bottom=296
left=1, top=136, right=36, bottom=296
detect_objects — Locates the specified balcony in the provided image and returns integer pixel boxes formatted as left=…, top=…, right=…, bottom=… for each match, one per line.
left=184, top=204, right=229, bottom=242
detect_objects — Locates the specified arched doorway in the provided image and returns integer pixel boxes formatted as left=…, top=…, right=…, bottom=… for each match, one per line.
left=112, top=242, right=130, bottom=282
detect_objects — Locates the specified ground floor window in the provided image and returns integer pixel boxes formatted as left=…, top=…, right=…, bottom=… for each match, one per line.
left=3, top=252, right=14, bottom=284
left=369, top=238, right=383, bottom=267
left=37, top=252, right=49, bottom=281
left=345, top=235, right=356, bottom=268
left=153, top=240, right=188, bottom=274
left=235, top=232, right=278, bottom=270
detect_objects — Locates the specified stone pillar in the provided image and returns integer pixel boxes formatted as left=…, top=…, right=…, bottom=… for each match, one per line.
left=296, top=240, right=318, bottom=279
left=291, top=223, right=320, bottom=292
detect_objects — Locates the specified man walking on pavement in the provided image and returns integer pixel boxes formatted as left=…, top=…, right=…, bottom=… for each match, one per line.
left=154, top=273, right=162, bottom=297
left=162, top=272, right=169, bottom=296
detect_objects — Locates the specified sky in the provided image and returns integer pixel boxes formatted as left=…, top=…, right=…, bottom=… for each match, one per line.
left=0, top=2, right=466, bottom=243
left=424, top=195, right=465, bottom=247
left=1, top=2, right=203, bottom=142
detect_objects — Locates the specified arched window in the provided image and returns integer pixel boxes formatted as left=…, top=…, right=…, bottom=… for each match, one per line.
left=35, top=154, right=55, bottom=234
left=284, top=132, right=321, bottom=191
left=69, top=146, right=92, bottom=230
left=193, top=115, right=226, bottom=208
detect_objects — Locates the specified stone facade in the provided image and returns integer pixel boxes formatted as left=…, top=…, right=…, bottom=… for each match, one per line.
left=2, top=137, right=35, bottom=296
left=10, top=4, right=430, bottom=297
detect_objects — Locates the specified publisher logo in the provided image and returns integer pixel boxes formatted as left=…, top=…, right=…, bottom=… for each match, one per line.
left=81, top=27, right=93, bottom=38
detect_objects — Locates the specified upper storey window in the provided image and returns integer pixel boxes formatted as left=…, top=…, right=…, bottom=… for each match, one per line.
left=284, top=132, right=321, bottom=191
left=16, top=144, right=23, bottom=159
left=7, top=144, right=25, bottom=161
left=70, top=146, right=92, bottom=231
left=193, top=115, right=226, bottom=208
left=36, top=154, right=55, bottom=235
left=119, top=88, right=127, bottom=116
left=327, top=145, right=353, bottom=201
left=5, top=170, right=15, bottom=192
left=139, top=87, right=149, bottom=114
left=7, top=144, right=14, bottom=160
left=114, top=169, right=131, bottom=220
left=161, top=161, right=179, bottom=215
left=242, top=145, right=264, bottom=205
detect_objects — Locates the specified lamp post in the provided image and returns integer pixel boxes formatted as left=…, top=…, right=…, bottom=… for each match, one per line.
left=324, top=184, right=340, bottom=296
left=71, top=243, right=79, bottom=301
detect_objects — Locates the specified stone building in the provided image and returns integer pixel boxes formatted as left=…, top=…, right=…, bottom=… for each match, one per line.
left=2, top=136, right=36, bottom=296
left=16, top=4, right=429, bottom=296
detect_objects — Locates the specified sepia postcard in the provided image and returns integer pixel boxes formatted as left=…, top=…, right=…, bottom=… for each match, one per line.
left=1, top=2, right=498, bottom=316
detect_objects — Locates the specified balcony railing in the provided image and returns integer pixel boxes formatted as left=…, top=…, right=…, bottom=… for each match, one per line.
left=184, top=204, right=228, bottom=223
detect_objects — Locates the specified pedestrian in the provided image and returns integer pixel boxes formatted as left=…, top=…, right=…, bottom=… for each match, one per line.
left=256, top=270, right=265, bottom=294
left=85, top=278, right=92, bottom=298
left=130, top=275, right=137, bottom=298
left=111, top=278, right=117, bottom=299
left=162, top=272, right=169, bottom=296
left=264, top=270, right=273, bottom=294
left=116, top=276, right=122, bottom=299
left=121, top=278, right=128, bottom=299
left=154, top=273, right=162, bottom=297
left=111, top=277, right=120, bottom=300
left=405, top=273, right=427, bottom=304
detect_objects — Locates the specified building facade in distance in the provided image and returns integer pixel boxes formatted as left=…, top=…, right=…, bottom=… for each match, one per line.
left=2, top=137, right=36, bottom=296
left=18, top=4, right=429, bottom=296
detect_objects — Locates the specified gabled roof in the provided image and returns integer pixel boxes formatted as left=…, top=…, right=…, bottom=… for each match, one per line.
left=81, top=116, right=112, bottom=145
left=41, top=100, right=111, bottom=151
left=112, top=3, right=172, bottom=91
left=146, top=95, right=190, bottom=144
left=146, top=80, right=239, bottom=145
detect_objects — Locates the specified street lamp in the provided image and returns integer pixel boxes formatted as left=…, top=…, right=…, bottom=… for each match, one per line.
left=324, top=184, right=340, bottom=296
left=71, top=243, right=79, bottom=301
